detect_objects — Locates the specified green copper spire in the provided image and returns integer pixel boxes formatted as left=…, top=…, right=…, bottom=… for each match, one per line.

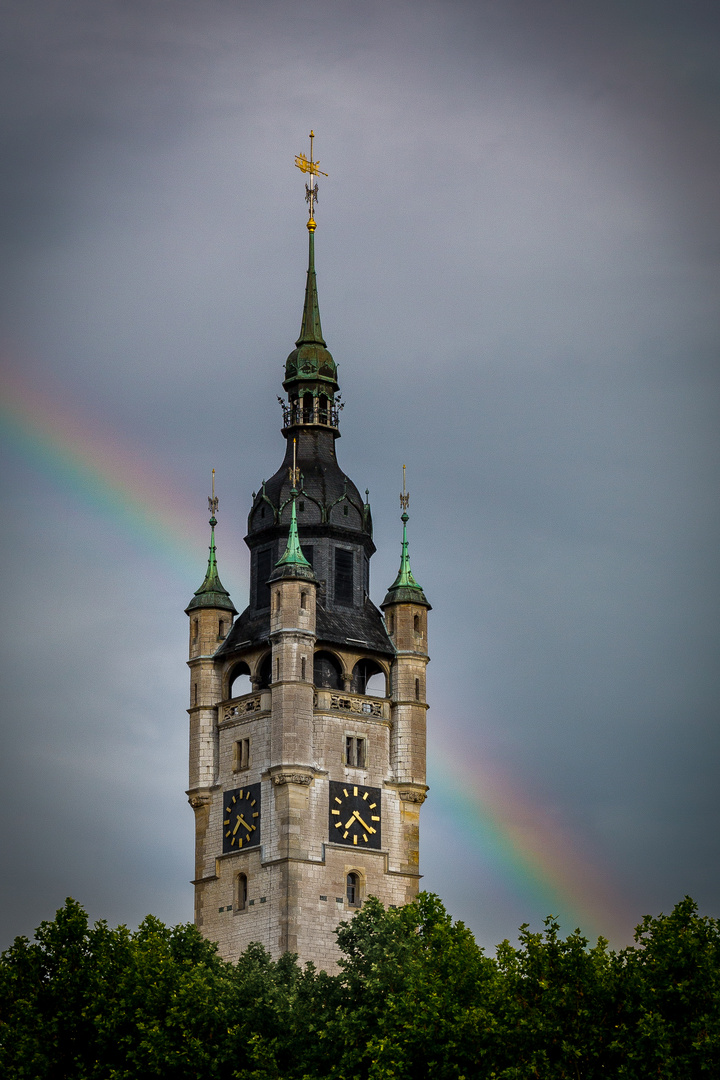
left=274, top=492, right=313, bottom=571
left=284, top=132, right=338, bottom=393
left=186, top=474, right=237, bottom=615
left=382, top=468, right=430, bottom=609
left=269, top=443, right=317, bottom=583
left=296, top=228, right=326, bottom=348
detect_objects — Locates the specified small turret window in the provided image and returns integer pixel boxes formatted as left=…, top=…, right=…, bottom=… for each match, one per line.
left=388, top=613, right=394, bottom=634
left=415, top=678, right=421, bottom=701
left=300, top=591, right=307, bottom=610
left=413, top=614, right=420, bottom=633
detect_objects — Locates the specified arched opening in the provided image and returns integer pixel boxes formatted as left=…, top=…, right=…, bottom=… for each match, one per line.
left=314, top=650, right=343, bottom=690
left=319, top=393, right=329, bottom=424
left=228, top=662, right=251, bottom=699
left=346, top=872, right=361, bottom=907
left=352, top=659, right=386, bottom=697
left=258, top=654, right=272, bottom=690
left=303, top=392, right=314, bottom=423
left=236, top=872, right=248, bottom=912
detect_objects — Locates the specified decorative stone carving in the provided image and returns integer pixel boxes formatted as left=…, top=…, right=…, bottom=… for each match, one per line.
left=329, top=693, right=382, bottom=717
left=188, top=792, right=212, bottom=809
left=223, top=695, right=261, bottom=721
left=398, top=789, right=427, bottom=804
left=272, top=773, right=313, bottom=787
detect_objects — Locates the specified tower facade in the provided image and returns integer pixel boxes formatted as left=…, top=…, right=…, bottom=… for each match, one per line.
left=185, top=179, right=430, bottom=970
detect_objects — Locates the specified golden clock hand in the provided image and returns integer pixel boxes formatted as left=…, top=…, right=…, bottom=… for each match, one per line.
left=238, top=814, right=254, bottom=832
left=232, top=818, right=242, bottom=835
left=344, top=815, right=356, bottom=830
left=352, top=810, right=375, bottom=834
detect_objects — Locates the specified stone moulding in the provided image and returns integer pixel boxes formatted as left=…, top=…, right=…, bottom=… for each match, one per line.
left=272, top=772, right=314, bottom=787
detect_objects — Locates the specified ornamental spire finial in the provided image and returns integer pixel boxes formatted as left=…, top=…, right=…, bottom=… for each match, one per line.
left=185, top=469, right=237, bottom=615
left=380, top=464, right=431, bottom=610
left=294, top=129, right=328, bottom=232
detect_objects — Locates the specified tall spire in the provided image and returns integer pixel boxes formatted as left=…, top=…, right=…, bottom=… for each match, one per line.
left=382, top=466, right=430, bottom=608
left=186, top=470, right=237, bottom=614
left=296, top=226, right=326, bottom=348
left=284, top=131, right=337, bottom=393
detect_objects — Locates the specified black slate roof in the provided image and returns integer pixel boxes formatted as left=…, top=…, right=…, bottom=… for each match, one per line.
left=217, top=597, right=394, bottom=660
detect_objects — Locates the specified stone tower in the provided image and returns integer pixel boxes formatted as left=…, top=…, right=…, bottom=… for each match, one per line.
left=185, top=189, right=430, bottom=970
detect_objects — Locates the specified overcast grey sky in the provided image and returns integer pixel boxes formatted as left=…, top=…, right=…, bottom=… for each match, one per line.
left=1, top=0, right=719, bottom=953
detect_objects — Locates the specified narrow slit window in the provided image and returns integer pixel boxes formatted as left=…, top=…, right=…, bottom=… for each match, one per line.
left=345, top=736, right=366, bottom=768
left=236, top=873, right=248, bottom=911
left=415, top=678, right=420, bottom=701
left=300, top=591, right=307, bottom=609
left=301, top=657, right=306, bottom=681
left=413, top=613, right=420, bottom=633
left=233, top=738, right=250, bottom=772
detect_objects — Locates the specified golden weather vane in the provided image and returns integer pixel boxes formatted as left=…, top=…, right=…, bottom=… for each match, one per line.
left=208, top=468, right=219, bottom=518
left=400, top=464, right=410, bottom=512
left=294, top=130, right=328, bottom=229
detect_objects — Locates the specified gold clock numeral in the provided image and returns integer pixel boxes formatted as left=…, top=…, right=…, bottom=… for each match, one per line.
left=251, top=799, right=256, bottom=806
left=335, top=796, right=342, bottom=804
left=343, top=788, right=349, bottom=797
left=223, top=819, right=230, bottom=825
left=232, top=795, right=237, bottom=804
left=353, top=835, right=358, bottom=844
left=343, top=830, right=349, bottom=839
left=331, top=809, right=340, bottom=815
left=225, top=830, right=231, bottom=838
left=253, top=812, right=259, bottom=818
left=363, top=792, right=369, bottom=800
left=238, top=838, right=243, bottom=848
left=371, top=815, right=380, bottom=821
left=363, top=834, right=368, bottom=842
left=335, top=821, right=343, bottom=829
left=353, top=786, right=358, bottom=796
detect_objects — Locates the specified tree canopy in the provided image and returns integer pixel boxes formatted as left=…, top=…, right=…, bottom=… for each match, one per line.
left=1, top=893, right=718, bottom=1079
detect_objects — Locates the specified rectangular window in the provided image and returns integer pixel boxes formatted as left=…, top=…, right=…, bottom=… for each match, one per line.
left=334, top=548, right=354, bottom=606
left=345, top=736, right=366, bottom=768
left=233, top=738, right=250, bottom=772
left=256, top=548, right=272, bottom=609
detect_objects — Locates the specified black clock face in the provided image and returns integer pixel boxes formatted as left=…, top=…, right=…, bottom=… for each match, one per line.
left=329, top=781, right=381, bottom=849
left=222, top=784, right=261, bottom=853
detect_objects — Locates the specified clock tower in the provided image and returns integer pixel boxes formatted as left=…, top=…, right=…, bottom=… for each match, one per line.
left=185, top=138, right=430, bottom=969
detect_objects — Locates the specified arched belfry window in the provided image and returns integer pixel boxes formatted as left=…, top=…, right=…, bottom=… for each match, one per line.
left=314, top=651, right=343, bottom=690
left=258, top=654, right=272, bottom=690
left=352, top=659, right=386, bottom=696
left=346, top=872, right=361, bottom=907
left=228, top=661, right=251, bottom=699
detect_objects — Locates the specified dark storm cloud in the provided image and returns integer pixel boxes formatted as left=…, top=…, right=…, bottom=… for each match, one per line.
left=1, top=0, right=719, bottom=950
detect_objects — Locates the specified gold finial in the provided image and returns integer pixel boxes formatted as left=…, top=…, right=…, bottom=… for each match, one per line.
left=295, top=129, right=328, bottom=229
left=208, top=468, right=219, bottom=518
left=400, top=464, right=410, bottom=511
left=289, top=437, right=301, bottom=488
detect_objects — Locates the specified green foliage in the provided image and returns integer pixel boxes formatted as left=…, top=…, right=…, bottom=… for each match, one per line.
left=1, top=894, right=719, bottom=1080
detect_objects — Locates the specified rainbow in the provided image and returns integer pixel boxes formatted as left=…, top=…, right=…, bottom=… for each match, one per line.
left=0, top=363, right=245, bottom=585
left=1, top=361, right=629, bottom=946
left=428, top=732, right=631, bottom=944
